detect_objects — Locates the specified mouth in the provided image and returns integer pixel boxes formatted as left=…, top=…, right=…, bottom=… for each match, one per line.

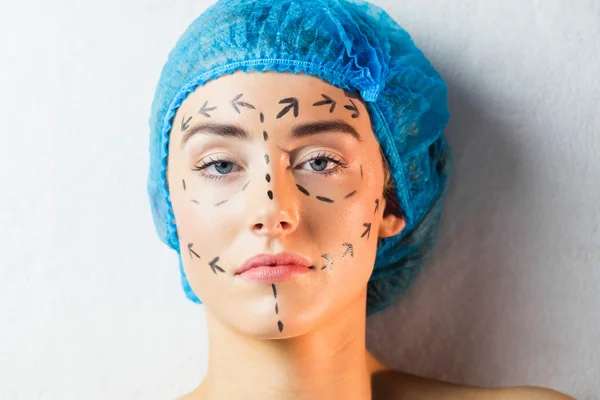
left=235, top=252, right=313, bottom=282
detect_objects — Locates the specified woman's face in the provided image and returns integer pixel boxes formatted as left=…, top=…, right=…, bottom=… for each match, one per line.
left=167, top=71, right=404, bottom=337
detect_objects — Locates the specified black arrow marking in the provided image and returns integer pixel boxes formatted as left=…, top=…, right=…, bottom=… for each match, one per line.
left=361, top=223, right=371, bottom=240
left=275, top=303, right=279, bottom=314
left=188, top=243, right=201, bottom=259
left=260, top=112, right=265, bottom=123
left=276, top=97, right=299, bottom=119
left=344, top=190, right=357, bottom=198
left=344, top=99, right=360, bottom=118
left=316, top=196, right=334, bottom=203
left=360, top=164, right=363, bottom=181
left=278, top=320, right=284, bottom=332
left=374, top=199, right=379, bottom=214
left=181, top=115, right=192, bottom=131
left=191, top=199, right=200, bottom=204
left=231, top=93, right=256, bottom=114
left=267, top=190, right=273, bottom=200
left=242, top=181, right=251, bottom=191
left=263, top=131, right=268, bottom=141
left=342, top=242, right=354, bottom=258
left=199, top=101, right=217, bottom=118
left=265, top=173, right=271, bottom=183
left=296, top=184, right=310, bottom=196
left=208, top=256, right=225, bottom=274
left=182, top=179, right=186, bottom=191
left=215, top=199, right=228, bottom=207
left=313, top=94, right=337, bottom=113
left=264, top=154, right=270, bottom=164
left=321, top=253, right=334, bottom=270
left=272, top=284, right=277, bottom=298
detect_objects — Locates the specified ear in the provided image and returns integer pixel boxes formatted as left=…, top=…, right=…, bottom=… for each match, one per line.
left=377, top=206, right=406, bottom=239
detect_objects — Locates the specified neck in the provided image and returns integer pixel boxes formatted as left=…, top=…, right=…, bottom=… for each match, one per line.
left=198, top=291, right=373, bottom=400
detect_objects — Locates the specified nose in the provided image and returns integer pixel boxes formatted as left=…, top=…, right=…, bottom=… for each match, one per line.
left=247, top=171, right=300, bottom=238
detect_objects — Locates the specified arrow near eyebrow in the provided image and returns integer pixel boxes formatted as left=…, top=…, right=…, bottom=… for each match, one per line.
left=231, top=93, right=256, bottom=114
left=199, top=101, right=217, bottom=118
left=344, top=99, right=360, bottom=119
left=313, top=94, right=337, bottom=113
left=277, top=97, right=299, bottom=119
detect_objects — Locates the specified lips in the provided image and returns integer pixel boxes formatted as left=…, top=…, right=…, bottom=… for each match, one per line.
left=235, top=252, right=312, bottom=275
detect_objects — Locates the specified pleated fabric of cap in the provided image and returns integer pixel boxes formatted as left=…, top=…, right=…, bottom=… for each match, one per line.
left=148, top=0, right=453, bottom=315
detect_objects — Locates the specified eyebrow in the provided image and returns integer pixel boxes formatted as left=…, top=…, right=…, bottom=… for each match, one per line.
left=180, top=119, right=362, bottom=148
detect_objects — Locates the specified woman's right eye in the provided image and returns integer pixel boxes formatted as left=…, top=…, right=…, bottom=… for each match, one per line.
left=192, top=158, right=243, bottom=181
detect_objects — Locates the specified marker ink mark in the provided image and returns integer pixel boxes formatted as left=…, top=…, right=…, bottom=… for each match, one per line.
left=296, top=184, right=310, bottom=196
left=264, top=154, right=270, bottom=164
left=374, top=199, right=380, bottom=214
left=191, top=199, right=200, bottom=204
left=278, top=320, right=284, bottom=332
left=215, top=199, right=228, bottom=207
left=182, top=179, right=186, bottom=191
left=208, top=257, right=225, bottom=274
left=321, top=253, right=334, bottom=270
left=265, top=173, right=271, bottom=183
left=263, top=131, right=269, bottom=141
left=272, top=284, right=277, bottom=299
left=231, top=93, right=256, bottom=114
left=360, top=164, right=363, bottom=181
left=361, top=223, right=372, bottom=240
left=267, top=190, right=274, bottom=200
left=313, top=94, right=337, bottom=113
left=316, top=196, right=334, bottom=203
left=199, top=101, right=217, bottom=118
left=242, top=181, right=250, bottom=191
left=344, top=99, right=360, bottom=119
left=181, top=115, right=192, bottom=132
left=276, top=97, right=299, bottom=119
left=275, top=303, right=279, bottom=314
left=188, top=243, right=201, bottom=259
left=342, top=242, right=354, bottom=258
left=344, top=190, right=357, bottom=198
left=260, top=112, right=265, bottom=123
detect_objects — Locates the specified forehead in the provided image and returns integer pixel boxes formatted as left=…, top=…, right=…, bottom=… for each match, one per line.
left=179, top=70, right=350, bottom=115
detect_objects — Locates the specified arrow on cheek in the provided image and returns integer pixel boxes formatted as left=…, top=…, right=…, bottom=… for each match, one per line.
left=209, top=256, right=225, bottom=274
left=342, top=242, right=354, bottom=258
left=188, top=243, right=201, bottom=259
left=361, top=223, right=371, bottom=240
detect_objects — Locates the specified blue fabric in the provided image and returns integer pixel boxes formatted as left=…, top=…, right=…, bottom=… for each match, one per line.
left=148, top=0, right=453, bottom=315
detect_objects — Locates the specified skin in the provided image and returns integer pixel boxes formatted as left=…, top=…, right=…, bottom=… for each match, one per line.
left=166, top=71, right=574, bottom=400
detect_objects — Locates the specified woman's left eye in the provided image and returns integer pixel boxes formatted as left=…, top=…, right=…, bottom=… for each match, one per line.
left=297, top=152, right=349, bottom=176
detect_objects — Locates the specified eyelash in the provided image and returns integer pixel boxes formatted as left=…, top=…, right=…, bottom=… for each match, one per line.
left=192, top=151, right=349, bottom=181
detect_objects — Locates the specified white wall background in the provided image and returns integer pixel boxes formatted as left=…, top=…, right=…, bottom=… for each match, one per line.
left=0, top=0, right=598, bottom=398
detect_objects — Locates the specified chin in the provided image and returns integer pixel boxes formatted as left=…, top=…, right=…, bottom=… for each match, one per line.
left=209, top=297, right=333, bottom=340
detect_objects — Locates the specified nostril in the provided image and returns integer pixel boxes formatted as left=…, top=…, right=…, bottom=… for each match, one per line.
left=280, top=221, right=292, bottom=230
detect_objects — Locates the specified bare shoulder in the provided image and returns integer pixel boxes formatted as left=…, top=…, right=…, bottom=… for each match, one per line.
left=485, top=386, right=576, bottom=399
left=367, top=355, right=574, bottom=400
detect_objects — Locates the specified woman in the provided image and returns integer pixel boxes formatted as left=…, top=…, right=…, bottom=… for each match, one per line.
left=147, top=0, right=574, bottom=398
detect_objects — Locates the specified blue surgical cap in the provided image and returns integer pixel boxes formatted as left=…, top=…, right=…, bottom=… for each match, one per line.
left=148, top=0, right=453, bottom=315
